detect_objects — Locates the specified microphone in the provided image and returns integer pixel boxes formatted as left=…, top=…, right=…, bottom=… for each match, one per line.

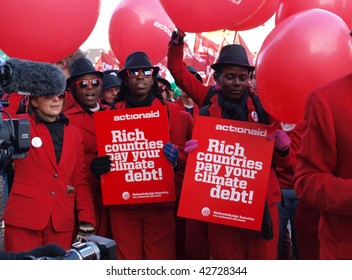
left=0, top=58, right=66, bottom=97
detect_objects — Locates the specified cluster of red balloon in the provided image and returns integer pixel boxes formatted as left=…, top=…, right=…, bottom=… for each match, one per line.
left=0, top=0, right=101, bottom=63
left=2, top=1, right=351, bottom=125
left=256, top=0, right=352, bottom=123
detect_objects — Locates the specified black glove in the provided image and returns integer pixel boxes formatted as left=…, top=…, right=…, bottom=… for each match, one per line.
left=75, top=222, right=95, bottom=242
left=169, top=31, right=184, bottom=46
left=90, top=155, right=111, bottom=176
left=2, top=243, right=67, bottom=260
left=256, top=200, right=273, bottom=240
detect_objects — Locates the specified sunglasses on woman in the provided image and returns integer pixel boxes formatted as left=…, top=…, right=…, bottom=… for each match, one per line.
left=127, top=68, right=154, bottom=78
left=75, top=78, right=102, bottom=89
left=41, top=92, right=66, bottom=102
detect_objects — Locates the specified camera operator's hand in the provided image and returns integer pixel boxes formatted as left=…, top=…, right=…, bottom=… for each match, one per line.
left=75, top=222, right=95, bottom=242
left=0, top=145, right=13, bottom=173
left=0, top=243, right=67, bottom=260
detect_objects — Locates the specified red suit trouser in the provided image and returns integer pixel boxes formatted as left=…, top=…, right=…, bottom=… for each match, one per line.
left=207, top=202, right=279, bottom=259
left=109, top=206, right=176, bottom=260
left=5, top=218, right=73, bottom=252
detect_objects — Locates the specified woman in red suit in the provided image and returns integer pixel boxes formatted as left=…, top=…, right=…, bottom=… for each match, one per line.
left=3, top=70, right=95, bottom=252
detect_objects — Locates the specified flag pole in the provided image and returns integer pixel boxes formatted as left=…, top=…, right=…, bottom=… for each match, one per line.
left=205, top=30, right=227, bottom=86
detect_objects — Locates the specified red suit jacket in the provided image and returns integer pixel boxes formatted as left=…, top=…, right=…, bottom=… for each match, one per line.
left=294, top=73, right=352, bottom=259
left=4, top=113, right=95, bottom=232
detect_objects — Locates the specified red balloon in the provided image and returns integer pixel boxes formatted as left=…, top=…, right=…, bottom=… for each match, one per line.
left=275, top=0, right=352, bottom=29
left=109, top=0, right=174, bottom=66
left=159, top=0, right=266, bottom=33
left=256, top=9, right=352, bottom=124
left=231, top=0, right=280, bottom=31
left=0, top=0, right=100, bottom=63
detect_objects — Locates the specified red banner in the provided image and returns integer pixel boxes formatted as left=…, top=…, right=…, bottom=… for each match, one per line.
left=178, top=116, right=274, bottom=230
left=94, top=106, right=175, bottom=205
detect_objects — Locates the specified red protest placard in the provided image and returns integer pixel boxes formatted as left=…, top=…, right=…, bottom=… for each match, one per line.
left=178, top=115, right=274, bottom=231
left=94, top=105, right=175, bottom=205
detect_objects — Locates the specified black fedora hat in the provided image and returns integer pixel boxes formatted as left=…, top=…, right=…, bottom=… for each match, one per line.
left=102, top=73, right=122, bottom=92
left=67, top=58, right=103, bottom=86
left=186, top=65, right=203, bottom=83
left=118, top=51, right=159, bottom=79
left=211, top=44, right=255, bottom=72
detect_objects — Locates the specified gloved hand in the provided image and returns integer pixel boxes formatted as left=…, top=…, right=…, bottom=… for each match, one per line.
left=11, top=243, right=66, bottom=260
left=90, top=155, right=111, bottom=176
left=184, top=139, right=198, bottom=154
left=268, top=130, right=290, bottom=151
left=75, top=222, right=95, bottom=242
left=169, top=30, right=184, bottom=46
left=256, top=200, right=273, bottom=240
left=163, top=142, right=179, bottom=167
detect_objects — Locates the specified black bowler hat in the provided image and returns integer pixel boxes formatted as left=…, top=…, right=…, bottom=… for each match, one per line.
left=156, top=74, right=171, bottom=91
left=186, top=65, right=203, bottom=83
left=66, top=58, right=103, bottom=86
left=102, top=73, right=122, bottom=92
left=118, top=51, right=159, bottom=79
left=211, top=44, right=255, bottom=72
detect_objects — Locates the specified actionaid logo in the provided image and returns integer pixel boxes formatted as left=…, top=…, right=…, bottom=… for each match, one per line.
left=228, top=0, right=242, bottom=5
left=153, top=21, right=172, bottom=36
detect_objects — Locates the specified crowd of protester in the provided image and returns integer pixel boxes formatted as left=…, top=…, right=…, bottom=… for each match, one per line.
left=1, top=28, right=348, bottom=260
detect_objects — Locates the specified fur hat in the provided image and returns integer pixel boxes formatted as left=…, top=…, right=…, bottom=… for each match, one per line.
left=211, top=44, right=254, bottom=72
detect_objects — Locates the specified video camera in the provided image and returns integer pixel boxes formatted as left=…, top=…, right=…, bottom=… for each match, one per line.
left=0, top=101, right=30, bottom=155
left=0, top=61, right=30, bottom=155
left=28, top=235, right=117, bottom=260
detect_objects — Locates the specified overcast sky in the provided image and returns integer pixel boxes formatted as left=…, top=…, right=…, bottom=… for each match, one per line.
left=80, top=0, right=275, bottom=54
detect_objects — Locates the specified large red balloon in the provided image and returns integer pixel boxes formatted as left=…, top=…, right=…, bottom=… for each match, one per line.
left=231, top=0, right=279, bottom=31
left=109, top=0, right=174, bottom=66
left=159, top=0, right=266, bottom=33
left=256, top=9, right=352, bottom=124
left=0, top=0, right=100, bottom=63
left=275, top=0, right=352, bottom=29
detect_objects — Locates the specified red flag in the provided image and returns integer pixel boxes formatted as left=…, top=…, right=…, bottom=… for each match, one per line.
left=235, top=33, right=256, bottom=67
left=95, top=51, right=120, bottom=71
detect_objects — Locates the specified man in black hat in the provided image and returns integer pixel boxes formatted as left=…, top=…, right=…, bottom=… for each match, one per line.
left=100, top=72, right=122, bottom=107
left=94, top=51, right=188, bottom=260
left=63, top=58, right=109, bottom=239
left=168, top=30, right=291, bottom=260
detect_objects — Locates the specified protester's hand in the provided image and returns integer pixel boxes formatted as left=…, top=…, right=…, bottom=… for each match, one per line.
left=90, top=155, right=111, bottom=176
left=75, top=222, right=95, bottom=242
left=184, top=139, right=198, bottom=154
left=163, top=142, right=179, bottom=167
left=256, top=200, right=273, bottom=240
left=268, top=130, right=290, bottom=151
left=169, top=29, right=185, bottom=46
